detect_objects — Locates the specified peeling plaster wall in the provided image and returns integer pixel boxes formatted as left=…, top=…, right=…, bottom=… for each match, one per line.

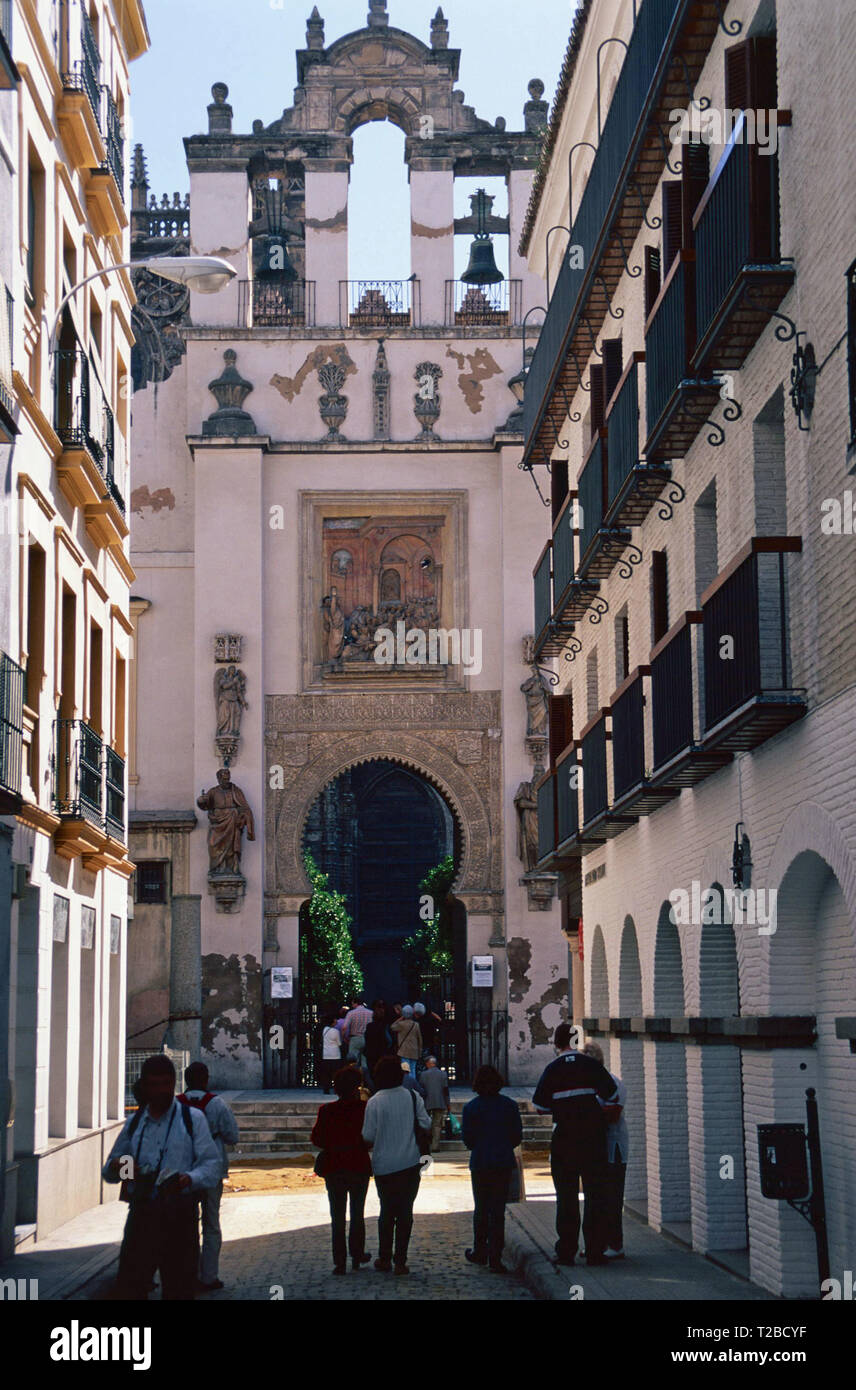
left=201, top=952, right=262, bottom=1089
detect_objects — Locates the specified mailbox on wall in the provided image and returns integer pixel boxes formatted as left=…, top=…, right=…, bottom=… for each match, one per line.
left=757, top=1123, right=810, bottom=1200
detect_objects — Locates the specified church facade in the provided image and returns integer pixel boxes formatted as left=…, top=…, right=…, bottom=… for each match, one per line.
left=126, top=3, right=570, bottom=1089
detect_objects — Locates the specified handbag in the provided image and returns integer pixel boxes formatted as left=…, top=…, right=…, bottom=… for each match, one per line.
left=313, top=1150, right=329, bottom=1178
left=411, top=1089, right=431, bottom=1157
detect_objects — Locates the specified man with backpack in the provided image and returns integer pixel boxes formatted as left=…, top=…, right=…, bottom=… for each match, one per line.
left=178, top=1061, right=240, bottom=1292
left=103, top=1054, right=220, bottom=1300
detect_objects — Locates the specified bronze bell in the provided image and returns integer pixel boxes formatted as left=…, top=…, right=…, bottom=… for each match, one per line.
left=461, top=237, right=504, bottom=286
left=255, top=233, right=298, bottom=283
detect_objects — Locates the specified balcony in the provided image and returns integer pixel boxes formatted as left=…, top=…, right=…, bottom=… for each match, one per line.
left=576, top=431, right=632, bottom=583
left=649, top=612, right=730, bottom=788
left=101, top=86, right=124, bottom=190
left=0, top=651, right=24, bottom=813
left=580, top=710, right=637, bottom=841
left=692, top=121, right=794, bottom=375
left=58, top=10, right=105, bottom=171
left=340, top=280, right=421, bottom=329
left=238, top=280, right=316, bottom=328
left=536, top=770, right=556, bottom=865
left=701, top=537, right=805, bottom=752
left=85, top=91, right=127, bottom=237
left=445, top=280, right=522, bottom=327
left=523, top=0, right=724, bottom=468
left=52, top=719, right=126, bottom=863
left=556, top=742, right=582, bottom=853
left=54, top=348, right=129, bottom=546
left=0, top=284, right=17, bottom=442
left=644, top=251, right=721, bottom=461
left=610, top=666, right=680, bottom=817
left=0, top=0, right=19, bottom=88
left=603, top=354, right=672, bottom=526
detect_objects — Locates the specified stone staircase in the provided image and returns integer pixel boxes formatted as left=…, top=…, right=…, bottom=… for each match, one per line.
left=229, top=1092, right=553, bottom=1161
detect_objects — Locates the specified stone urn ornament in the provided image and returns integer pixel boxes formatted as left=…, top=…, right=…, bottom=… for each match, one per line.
left=413, top=362, right=442, bottom=440
left=318, top=362, right=348, bottom=439
left=202, top=349, right=257, bottom=437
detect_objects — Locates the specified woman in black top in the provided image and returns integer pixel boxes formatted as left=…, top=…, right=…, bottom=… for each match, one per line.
left=363, top=1001, right=391, bottom=1084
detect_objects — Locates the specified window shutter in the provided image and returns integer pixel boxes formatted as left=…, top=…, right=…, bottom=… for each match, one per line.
left=681, top=140, right=710, bottom=247
left=549, top=693, right=574, bottom=764
left=724, top=40, right=749, bottom=113
left=644, top=245, right=661, bottom=320
left=551, top=458, right=569, bottom=523
left=662, top=181, right=683, bottom=275
left=651, top=550, right=669, bottom=645
left=589, top=363, right=606, bottom=437
left=603, top=338, right=623, bottom=412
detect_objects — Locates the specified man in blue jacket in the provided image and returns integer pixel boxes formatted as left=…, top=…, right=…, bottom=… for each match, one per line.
left=462, top=1065, right=523, bottom=1273
left=532, top=1023, right=619, bottom=1267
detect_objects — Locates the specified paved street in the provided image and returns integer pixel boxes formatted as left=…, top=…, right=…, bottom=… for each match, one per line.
left=0, top=1157, right=777, bottom=1303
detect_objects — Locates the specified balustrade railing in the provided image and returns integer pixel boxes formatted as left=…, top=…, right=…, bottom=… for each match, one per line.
left=52, top=718, right=126, bottom=839
left=63, top=5, right=101, bottom=119
left=238, top=279, right=315, bottom=328
left=445, top=279, right=522, bottom=326
left=650, top=620, right=695, bottom=771
left=537, top=772, right=556, bottom=862
left=0, top=651, right=24, bottom=797
left=645, top=252, right=692, bottom=442
left=54, top=347, right=124, bottom=512
left=702, top=544, right=796, bottom=732
left=101, top=86, right=124, bottom=192
left=556, top=746, right=580, bottom=844
left=581, top=715, right=609, bottom=826
left=606, top=359, right=640, bottom=509
left=611, top=671, right=645, bottom=801
left=552, top=492, right=575, bottom=602
left=533, top=542, right=552, bottom=647
left=577, top=436, right=605, bottom=565
left=341, top=280, right=421, bottom=328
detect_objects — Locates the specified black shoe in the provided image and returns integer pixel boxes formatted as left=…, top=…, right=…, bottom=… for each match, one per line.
left=465, top=1248, right=488, bottom=1266
left=374, top=1257, right=392, bottom=1272
left=332, top=1264, right=346, bottom=1275
left=351, top=1253, right=372, bottom=1269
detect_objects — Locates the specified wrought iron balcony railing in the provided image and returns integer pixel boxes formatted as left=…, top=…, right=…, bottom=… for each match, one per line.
left=0, top=0, right=11, bottom=44
left=606, top=357, right=641, bottom=510
left=52, top=719, right=126, bottom=842
left=645, top=251, right=693, bottom=449
left=54, top=347, right=125, bottom=513
left=445, top=280, right=522, bottom=327
left=556, top=743, right=580, bottom=846
left=533, top=541, right=552, bottom=651
left=537, top=771, right=556, bottom=863
left=101, top=86, right=124, bottom=192
left=580, top=713, right=609, bottom=829
left=651, top=617, right=696, bottom=773
left=701, top=538, right=805, bottom=747
left=0, top=285, right=14, bottom=423
left=611, top=670, right=646, bottom=804
left=238, top=279, right=316, bottom=328
left=552, top=491, right=576, bottom=607
left=577, top=434, right=606, bottom=568
left=340, top=280, right=421, bottom=329
left=0, top=651, right=24, bottom=799
left=62, top=6, right=101, bottom=120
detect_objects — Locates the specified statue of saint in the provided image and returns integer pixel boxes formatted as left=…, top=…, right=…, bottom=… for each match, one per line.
left=514, top=779, right=539, bottom=873
left=197, top=768, right=255, bottom=876
left=322, top=586, right=345, bottom=662
left=520, top=663, right=550, bottom=737
left=214, top=664, right=248, bottom=738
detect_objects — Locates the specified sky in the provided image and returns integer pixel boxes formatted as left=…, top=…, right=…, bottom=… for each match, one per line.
left=128, top=0, right=575, bottom=281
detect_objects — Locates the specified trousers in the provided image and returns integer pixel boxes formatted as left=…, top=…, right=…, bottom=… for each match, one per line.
left=324, top=1171, right=370, bottom=1268
left=471, top=1167, right=511, bottom=1264
left=374, top=1165, right=421, bottom=1266
left=605, top=1159, right=627, bottom=1251
left=199, top=1181, right=224, bottom=1284
left=116, top=1192, right=199, bottom=1300
left=550, top=1132, right=608, bottom=1260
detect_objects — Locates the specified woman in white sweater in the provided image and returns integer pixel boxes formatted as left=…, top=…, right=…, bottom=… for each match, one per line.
left=362, top=1056, right=431, bottom=1275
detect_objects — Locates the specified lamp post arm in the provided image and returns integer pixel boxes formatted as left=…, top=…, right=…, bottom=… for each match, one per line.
left=49, top=262, right=140, bottom=355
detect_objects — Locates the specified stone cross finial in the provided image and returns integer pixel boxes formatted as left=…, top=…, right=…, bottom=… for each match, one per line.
left=431, top=7, right=449, bottom=48
left=367, top=0, right=388, bottom=28
left=306, top=5, right=324, bottom=49
left=524, top=77, right=549, bottom=134
left=208, top=82, right=233, bottom=135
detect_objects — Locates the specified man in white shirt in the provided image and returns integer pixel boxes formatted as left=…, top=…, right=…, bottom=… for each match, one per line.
left=104, top=1054, right=221, bottom=1300
left=178, top=1061, right=240, bottom=1292
left=584, top=1041, right=628, bottom=1259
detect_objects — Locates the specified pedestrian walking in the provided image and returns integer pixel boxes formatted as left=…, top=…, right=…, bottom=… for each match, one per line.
left=343, top=997, right=373, bottom=1071
left=461, top=1066, right=522, bottom=1273
left=311, top=1066, right=372, bottom=1275
left=362, top=1055, right=431, bottom=1275
left=584, top=1041, right=628, bottom=1260
left=177, top=1061, right=239, bottom=1293
left=532, top=1022, right=619, bottom=1267
left=320, top=1015, right=344, bottom=1094
left=419, top=1056, right=450, bottom=1152
left=103, top=1055, right=220, bottom=1300
left=413, top=1001, right=442, bottom=1059
left=364, top=1001, right=391, bottom=1084
left=391, top=1004, right=422, bottom=1077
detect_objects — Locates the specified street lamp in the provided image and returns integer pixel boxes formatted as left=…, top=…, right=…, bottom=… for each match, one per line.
left=50, top=254, right=236, bottom=350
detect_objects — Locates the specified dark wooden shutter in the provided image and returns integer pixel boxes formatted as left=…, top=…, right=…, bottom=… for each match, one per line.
left=662, top=181, right=683, bottom=274
left=589, top=363, right=606, bottom=437
left=681, top=140, right=710, bottom=247
left=644, top=245, right=661, bottom=319
left=549, top=692, right=574, bottom=764
left=724, top=40, right=749, bottom=113
left=603, top=338, right=623, bottom=412
left=725, top=35, right=778, bottom=113
left=551, top=458, right=569, bottom=523
left=651, top=550, right=669, bottom=645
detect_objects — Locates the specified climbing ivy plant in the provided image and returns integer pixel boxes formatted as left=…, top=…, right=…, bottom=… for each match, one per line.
left=302, top=852, right=364, bottom=1006
left=402, top=854, right=456, bottom=982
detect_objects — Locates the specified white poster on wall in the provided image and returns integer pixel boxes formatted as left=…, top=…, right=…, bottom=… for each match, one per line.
left=471, top=955, right=494, bottom=988
left=271, top=966, right=293, bottom=999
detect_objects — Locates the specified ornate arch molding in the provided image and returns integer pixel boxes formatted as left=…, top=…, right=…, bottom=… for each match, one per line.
left=336, top=86, right=423, bottom=137
left=273, top=731, right=493, bottom=897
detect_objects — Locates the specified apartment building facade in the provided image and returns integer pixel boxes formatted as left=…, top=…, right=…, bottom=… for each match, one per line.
left=524, top=0, right=856, bottom=1296
left=0, top=0, right=148, bottom=1257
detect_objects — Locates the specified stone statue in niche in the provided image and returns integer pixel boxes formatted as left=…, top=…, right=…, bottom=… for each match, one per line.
left=514, top=779, right=539, bottom=872
left=215, top=665, right=248, bottom=738
left=321, top=586, right=346, bottom=663
left=198, top=768, right=255, bottom=877
left=521, top=663, right=550, bottom=737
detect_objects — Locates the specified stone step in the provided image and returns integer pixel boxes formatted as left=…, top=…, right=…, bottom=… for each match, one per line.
left=229, top=1096, right=545, bottom=1116
left=230, top=1136, right=551, bottom=1159
left=234, top=1124, right=551, bottom=1144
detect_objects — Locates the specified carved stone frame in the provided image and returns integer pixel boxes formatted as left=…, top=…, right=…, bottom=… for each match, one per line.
left=299, top=489, right=469, bottom=693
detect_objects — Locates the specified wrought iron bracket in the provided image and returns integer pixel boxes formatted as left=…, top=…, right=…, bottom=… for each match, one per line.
left=563, top=632, right=583, bottom=662
left=711, top=0, right=743, bottom=36
left=627, top=176, right=661, bottom=230
left=736, top=285, right=845, bottom=431
left=596, top=39, right=628, bottom=140
left=612, top=225, right=643, bottom=278
left=786, top=1196, right=815, bottom=1228
left=668, top=51, right=713, bottom=112
left=568, top=141, right=597, bottom=226
left=594, top=274, right=624, bottom=319
left=588, top=593, right=610, bottom=624
left=518, top=458, right=552, bottom=507
left=533, top=662, right=561, bottom=688
left=650, top=118, right=683, bottom=176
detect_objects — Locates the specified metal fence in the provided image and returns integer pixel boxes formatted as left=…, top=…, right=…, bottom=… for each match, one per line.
left=445, top=279, right=522, bottom=326
left=238, top=279, right=315, bottom=328
left=340, top=280, right=421, bottom=328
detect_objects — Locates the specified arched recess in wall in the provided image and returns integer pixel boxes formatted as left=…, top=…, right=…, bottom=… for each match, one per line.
left=696, top=886, right=747, bottom=1253
left=649, top=902, right=691, bottom=1229
left=589, top=925, right=609, bottom=1016
left=618, top=916, right=646, bottom=1201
